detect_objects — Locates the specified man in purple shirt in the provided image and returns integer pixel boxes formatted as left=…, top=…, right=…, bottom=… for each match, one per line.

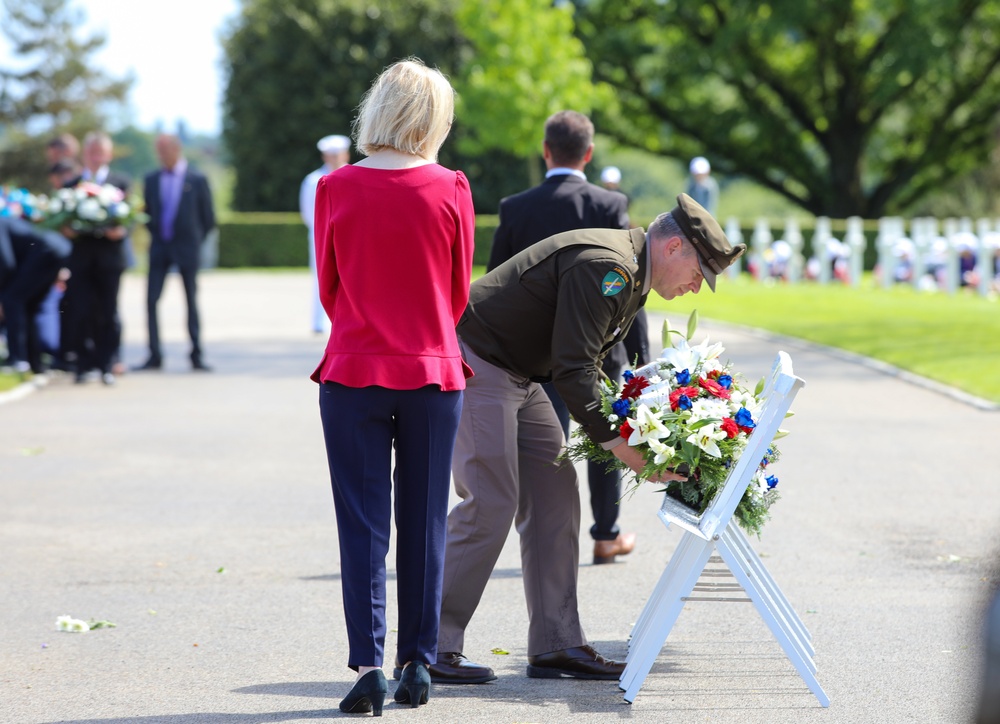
left=135, top=134, right=215, bottom=372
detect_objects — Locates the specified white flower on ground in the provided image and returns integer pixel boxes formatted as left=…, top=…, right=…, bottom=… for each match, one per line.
left=56, top=615, right=89, bottom=632
left=628, top=404, right=672, bottom=446
left=686, top=425, right=727, bottom=458
left=646, top=437, right=676, bottom=465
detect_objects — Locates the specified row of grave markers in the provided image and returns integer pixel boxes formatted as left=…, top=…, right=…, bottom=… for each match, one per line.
left=723, top=216, right=1000, bottom=296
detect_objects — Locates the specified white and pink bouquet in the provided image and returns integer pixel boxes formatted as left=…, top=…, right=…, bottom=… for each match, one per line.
left=37, top=181, right=147, bottom=234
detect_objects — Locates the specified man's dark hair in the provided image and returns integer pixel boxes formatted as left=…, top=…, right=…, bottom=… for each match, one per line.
left=544, top=111, right=594, bottom=167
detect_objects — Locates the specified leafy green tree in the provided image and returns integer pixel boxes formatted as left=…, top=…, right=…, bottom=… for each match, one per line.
left=455, top=0, right=613, bottom=185
left=573, top=0, right=1000, bottom=218
left=221, top=0, right=530, bottom=212
left=0, top=0, right=131, bottom=189
left=110, top=126, right=157, bottom=182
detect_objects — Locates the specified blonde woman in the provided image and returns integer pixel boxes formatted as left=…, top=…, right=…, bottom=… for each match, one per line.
left=311, top=58, right=474, bottom=715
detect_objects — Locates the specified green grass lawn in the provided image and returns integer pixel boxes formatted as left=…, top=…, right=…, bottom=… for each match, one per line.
left=0, top=372, right=23, bottom=393
left=644, top=274, right=1000, bottom=403
left=470, top=265, right=1000, bottom=404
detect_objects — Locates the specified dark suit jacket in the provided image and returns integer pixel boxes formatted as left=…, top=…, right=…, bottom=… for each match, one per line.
left=144, top=166, right=215, bottom=270
left=64, top=171, right=132, bottom=267
left=486, top=174, right=630, bottom=272
left=486, top=173, right=632, bottom=371
left=0, top=217, right=71, bottom=292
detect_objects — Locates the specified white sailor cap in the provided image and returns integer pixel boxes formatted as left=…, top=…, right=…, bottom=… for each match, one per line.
left=317, top=135, right=351, bottom=153
left=689, top=156, right=711, bottom=175
left=600, top=166, right=622, bottom=184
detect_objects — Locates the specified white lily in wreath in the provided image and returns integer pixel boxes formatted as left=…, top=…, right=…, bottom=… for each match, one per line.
left=628, top=403, right=672, bottom=446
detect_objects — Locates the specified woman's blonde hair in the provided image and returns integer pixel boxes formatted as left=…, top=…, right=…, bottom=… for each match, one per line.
left=354, top=58, right=455, bottom=161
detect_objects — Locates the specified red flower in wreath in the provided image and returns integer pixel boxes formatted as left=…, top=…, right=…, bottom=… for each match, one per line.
left=698, top=376, right=732, bottom=400
left=619, top=419, right=634, bottom=439
left=621, top=374, right=650, bottom=400
left=668, top=386, right=700, bottom=411
left=720, top=417, right=740, bottom=439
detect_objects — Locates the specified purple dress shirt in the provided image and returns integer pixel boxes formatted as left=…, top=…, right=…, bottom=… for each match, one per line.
left=159, top=159, right=187, bottom=241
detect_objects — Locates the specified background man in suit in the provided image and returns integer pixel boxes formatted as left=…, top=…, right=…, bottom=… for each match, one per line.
left=299, top=134, right=350, bottom=334
left=59, top=131, right=131, bottom=385
left=135, top=134, right=216, bottom=372
left=486, top=111, right=644, bottom=567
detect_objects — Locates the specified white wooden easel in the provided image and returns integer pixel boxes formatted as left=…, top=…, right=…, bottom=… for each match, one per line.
left=620, top=351, right=829, bottom=707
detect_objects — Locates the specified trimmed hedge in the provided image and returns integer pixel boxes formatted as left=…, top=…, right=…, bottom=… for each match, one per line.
left=217, top=212, right=500, bottom=268
left=217, top=213, right=306, bottom=268
left=217, top=212, right=880, bottom=270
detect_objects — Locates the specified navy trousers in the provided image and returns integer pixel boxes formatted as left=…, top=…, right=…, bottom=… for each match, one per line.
left=319, top=382, right=462, bottom=670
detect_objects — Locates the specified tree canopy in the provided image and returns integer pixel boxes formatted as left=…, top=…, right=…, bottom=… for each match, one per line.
left=454, top=0, right=612, bottom=185
left=573, top=0, right=1000, bottom=218
left=0, top=0, right=131, bottom=189
left=222, top=0, right=530, bottom=212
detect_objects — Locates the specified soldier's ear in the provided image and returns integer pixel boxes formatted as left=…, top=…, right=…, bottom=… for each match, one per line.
left=664, top=235, right=684, bottom=256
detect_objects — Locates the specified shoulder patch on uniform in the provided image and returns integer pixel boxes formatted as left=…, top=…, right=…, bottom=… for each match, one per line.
left=601, top=269, right=627, bottom=296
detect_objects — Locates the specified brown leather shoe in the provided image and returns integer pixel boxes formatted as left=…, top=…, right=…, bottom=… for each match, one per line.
left=593, top=532, right=637, bottom=564
left=526, top=645, right=625, bottom=680
left=393, top=652, right=496, bottom=684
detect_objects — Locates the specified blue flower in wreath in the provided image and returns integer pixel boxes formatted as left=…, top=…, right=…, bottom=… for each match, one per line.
left=623, top=370, right=634, bottom=382
left=675, top=368, right=691, bottom=385
left=611, top=398, right=632, bottom=417
left=766, top=475, right=779, bottom=489
left=717, top=374, right=733, bottom=389
left=760, top=456, right=769, bottom=468
left=676, top=394, right=693, bottom=411
left=734, top=407, right=756, bottom=429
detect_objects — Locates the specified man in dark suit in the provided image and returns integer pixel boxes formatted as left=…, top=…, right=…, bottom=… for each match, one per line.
left=487, top=111, right=643, bottom=569
left=60, top=131, right=131, bottom=385
left=135, top=134, right=216, bottom=372
left=0, top=217, right=71, bottom=374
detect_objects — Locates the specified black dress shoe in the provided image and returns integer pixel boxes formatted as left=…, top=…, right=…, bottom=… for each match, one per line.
left=526, top=645, right=625, bottom=680
left=191, top=360, right=212, bottom=372
left=393, top=652, right=496, bottom=684
left=132, top=358, right=162, bottom=371
left=339, top=669, right=387, bottom=717
left=393, top=661, right=430, bottom=707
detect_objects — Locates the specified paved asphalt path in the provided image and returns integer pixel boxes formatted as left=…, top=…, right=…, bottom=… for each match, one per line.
left=2, top=270, right=998, bottom=724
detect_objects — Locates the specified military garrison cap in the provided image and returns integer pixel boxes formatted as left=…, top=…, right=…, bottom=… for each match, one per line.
left=671, top=193, right=746, bottom=291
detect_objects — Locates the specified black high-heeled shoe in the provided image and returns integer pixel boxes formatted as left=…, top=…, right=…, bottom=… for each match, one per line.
left=339, top=669, right=387, bottom=717
left=393, top=661, right=430, bottom=707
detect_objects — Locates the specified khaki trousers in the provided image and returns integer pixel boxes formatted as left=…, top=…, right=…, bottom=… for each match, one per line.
left=438, top=339, right=586, bottom=656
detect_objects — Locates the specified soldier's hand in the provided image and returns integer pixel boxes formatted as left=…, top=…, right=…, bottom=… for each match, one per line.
left=611, top=443, right=687, bottom=483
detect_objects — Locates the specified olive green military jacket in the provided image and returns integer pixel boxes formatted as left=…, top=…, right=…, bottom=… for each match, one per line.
left=457, top=226, right=649, bottom=445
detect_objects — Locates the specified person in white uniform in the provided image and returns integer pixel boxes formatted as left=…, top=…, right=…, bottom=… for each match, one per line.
left=300, top=134, right=351, bottom=333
